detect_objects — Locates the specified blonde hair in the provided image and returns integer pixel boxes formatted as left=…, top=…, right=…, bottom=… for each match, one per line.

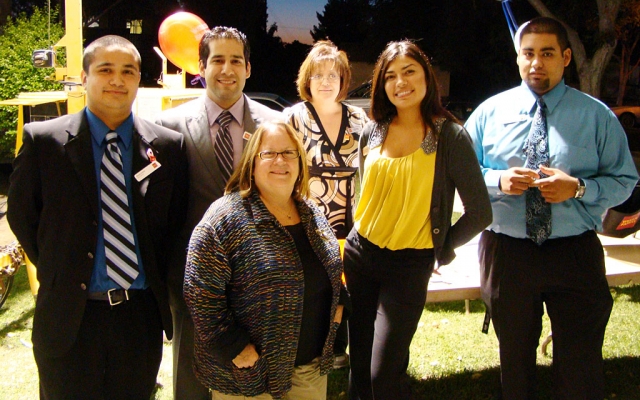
left=225, top=121, right=310, bottom=200
left=295, top=40, right=351, bottom=102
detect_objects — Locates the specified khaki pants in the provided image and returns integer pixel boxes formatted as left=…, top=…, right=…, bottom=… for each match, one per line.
left=211, top=357, right=327, bottom=400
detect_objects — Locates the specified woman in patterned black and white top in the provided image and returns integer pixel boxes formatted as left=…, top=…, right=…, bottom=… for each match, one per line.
left=284, top=41, right=368, bottom=368
left=283, top=40, right=369, bottom=241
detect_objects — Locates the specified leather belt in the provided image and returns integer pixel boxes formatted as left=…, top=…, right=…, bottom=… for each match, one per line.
left=87, top=288, right=143, bottom=306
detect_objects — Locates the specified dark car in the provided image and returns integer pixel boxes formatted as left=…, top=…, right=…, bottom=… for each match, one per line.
left=444, top=101, right=476, bottom=123
left=345, top=81, right=372, bottom=114
left=611, top=105, right=640, bottom=129
left=246, top=92, right=293, bottom=112
left=345, top=81, right=477, bottom=123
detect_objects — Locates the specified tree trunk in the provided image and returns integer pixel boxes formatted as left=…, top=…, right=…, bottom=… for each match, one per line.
left=526, top=0, right=621, bottom=98
left=0, top=0, right=11, bottom=28
left=618, top=46, right=629, bottom=106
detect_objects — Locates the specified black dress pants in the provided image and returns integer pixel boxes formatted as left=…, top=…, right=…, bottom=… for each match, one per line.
left=34, top=289, right=164, bottom=400
left=479, top=230, right=613, bottom=400
left=344, top=229, right=434, bottom=400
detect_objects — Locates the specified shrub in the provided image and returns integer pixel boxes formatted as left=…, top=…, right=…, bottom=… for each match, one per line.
left=0, top=6, right=64, bottom=161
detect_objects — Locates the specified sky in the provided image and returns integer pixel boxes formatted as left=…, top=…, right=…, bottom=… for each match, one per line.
left=267, top=0, right=327, bottom=44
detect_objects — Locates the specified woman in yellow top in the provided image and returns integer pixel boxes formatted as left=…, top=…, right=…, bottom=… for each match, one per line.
left=343, top=40, right=492, bottom=399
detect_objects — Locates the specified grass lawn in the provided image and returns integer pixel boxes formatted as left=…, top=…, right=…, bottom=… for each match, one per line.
left=1, top=267, right=639, bottom=399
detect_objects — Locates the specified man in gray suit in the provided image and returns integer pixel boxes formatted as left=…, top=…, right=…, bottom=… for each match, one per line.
left=156, top=26, right=281, bottom=400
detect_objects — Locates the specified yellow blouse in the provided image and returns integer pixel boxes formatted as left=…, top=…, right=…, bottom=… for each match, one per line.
left=354, top=145, right=436, bottom=250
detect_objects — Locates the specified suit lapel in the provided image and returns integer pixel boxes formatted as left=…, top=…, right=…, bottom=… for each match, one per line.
left=132, top=117, right=158, bottom=199
left=242, top=94, right=259, bottom=136
left=64, top=112, right=100, bottom=221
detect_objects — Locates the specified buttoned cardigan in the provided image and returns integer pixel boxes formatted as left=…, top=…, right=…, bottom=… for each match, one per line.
left=357, top=119, right=492, bottom=266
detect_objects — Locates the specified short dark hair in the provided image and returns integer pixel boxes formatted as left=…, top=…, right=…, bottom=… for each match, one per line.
left=519, top=17, right=570, bottom=51
left=370, top=40, right=457, bottom=133
left=296, top=40, right=351, bottom=102
left=83, top=35, right=141, bottom=73
left=199, top=26, right=250, bottom=65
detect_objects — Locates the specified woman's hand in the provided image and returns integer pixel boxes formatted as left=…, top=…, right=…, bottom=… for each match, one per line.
left=232, top=343, right=260, bottom=368
left=334, top=304, right=344, bottom=323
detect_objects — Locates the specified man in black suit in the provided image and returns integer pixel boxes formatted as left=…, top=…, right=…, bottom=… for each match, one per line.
left=7, top=35, right=188, bottom=399
left=156, top=26, right=280, bottom=400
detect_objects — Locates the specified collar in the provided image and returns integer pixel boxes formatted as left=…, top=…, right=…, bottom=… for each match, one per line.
left=369, top=117, right=445, bottom=155
left=520, top=79, right=568, bottom=115
left=205, top=95, right=245, bottom=127
left=86, top=108, right=134, bottom=148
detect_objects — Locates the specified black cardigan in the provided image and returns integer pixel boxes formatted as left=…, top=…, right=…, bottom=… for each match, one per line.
left=357, top=119, right=492, bottom=266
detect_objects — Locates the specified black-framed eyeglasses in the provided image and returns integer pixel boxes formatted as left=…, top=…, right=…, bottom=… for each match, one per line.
left=258, top=150, right=300, bottom=160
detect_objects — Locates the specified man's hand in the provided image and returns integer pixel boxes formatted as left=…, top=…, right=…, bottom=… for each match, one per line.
left=500, top=167, right=540, bottom=195
left=232, top=343, right=259, bottom=368
left=529, top=166, right=579, bottom=203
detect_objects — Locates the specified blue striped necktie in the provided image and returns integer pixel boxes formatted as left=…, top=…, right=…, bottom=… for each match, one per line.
left=214, top=110, right=234, bottom=183
left=100, top=131, right=139, bottom=288
left=524, top=97, right=552, bottom=245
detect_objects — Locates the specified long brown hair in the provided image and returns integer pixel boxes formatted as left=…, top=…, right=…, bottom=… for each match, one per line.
left=370, top=40, right=457, bottom=135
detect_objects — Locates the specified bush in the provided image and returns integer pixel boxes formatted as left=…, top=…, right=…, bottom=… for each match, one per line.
left=0, top=6, right=64, bottom=160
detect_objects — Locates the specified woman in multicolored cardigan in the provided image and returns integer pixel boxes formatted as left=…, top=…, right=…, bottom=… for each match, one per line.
left=184, top=121, right=347, bottom=400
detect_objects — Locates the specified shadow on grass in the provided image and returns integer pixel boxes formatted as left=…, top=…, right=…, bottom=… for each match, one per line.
left=425, top=299, right=486, bottom=314
left=328, top=356, right=640, bottom=400
left=0, top=306, right=34, bottom=337
left=0, top=263, right=36, bottom=336
left=610, top=284, right=640, bottom=303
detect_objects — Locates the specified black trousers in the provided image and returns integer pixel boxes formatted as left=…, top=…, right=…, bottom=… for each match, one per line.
left=34, top=289, right=164, bottom=400
left=344, top=229, right=434, bottom=400
left=479, top=230, right=613, bottom=400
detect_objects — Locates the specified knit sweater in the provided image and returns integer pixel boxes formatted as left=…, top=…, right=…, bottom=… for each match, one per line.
left=184, top=190, right=343, bottom=398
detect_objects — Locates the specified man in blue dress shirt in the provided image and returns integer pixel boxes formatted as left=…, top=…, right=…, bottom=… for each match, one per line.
left=465, top=17, right=638, bottom=399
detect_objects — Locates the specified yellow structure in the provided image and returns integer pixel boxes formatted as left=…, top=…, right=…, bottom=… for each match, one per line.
left=52, top=0, right=85, bottom=113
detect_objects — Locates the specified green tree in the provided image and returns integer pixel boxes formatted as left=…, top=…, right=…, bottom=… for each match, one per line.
left=311, top=0, right=372, bottom=50
left=0, top=6, right=64, bottom=160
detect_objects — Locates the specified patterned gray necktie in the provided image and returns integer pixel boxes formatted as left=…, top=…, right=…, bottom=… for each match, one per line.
left=524, top=97, right=552, bottom=245
left=214, top=110, right=234, bottom=183
left=100, top=131, right=139, bottom=288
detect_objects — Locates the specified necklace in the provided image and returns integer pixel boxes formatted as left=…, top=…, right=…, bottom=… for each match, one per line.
left=261, top=196, right=295, bottom=220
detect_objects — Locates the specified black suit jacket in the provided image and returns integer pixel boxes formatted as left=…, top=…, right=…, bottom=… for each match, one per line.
left=7, top=110, right=188, bottom=357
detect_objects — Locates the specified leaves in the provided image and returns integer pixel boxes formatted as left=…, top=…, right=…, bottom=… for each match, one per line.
left=0, top=6, right=63, bottom=160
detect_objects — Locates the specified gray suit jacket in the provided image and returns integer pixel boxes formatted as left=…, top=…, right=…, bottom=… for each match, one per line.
left=156, top=94, right=281, bottom=304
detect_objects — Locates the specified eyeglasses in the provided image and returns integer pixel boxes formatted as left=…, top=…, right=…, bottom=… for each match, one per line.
left=258, top=150, right=300, bottom=160
left=309, top=73, right=340, bottom=82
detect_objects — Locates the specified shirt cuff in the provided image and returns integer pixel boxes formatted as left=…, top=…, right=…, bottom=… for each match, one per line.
left=580, top=178, right=595, bottom=203
left=485, top=170, right=504, bottom=196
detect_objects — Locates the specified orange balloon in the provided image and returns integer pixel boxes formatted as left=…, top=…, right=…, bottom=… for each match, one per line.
left=158, top=12, right=208, bottom=75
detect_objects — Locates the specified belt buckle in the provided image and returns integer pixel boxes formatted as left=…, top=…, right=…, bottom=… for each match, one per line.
left=107, top=288, right=128, bottom=306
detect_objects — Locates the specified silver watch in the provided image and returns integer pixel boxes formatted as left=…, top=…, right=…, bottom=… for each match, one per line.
left=574, top=178, right=586, bottom=199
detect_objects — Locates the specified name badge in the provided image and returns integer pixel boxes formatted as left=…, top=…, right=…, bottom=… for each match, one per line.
left=135, top=161, right=162, bottom=182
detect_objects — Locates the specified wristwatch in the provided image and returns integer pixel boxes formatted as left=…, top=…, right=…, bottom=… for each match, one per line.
left=574, top=178, right=586, bottom=199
